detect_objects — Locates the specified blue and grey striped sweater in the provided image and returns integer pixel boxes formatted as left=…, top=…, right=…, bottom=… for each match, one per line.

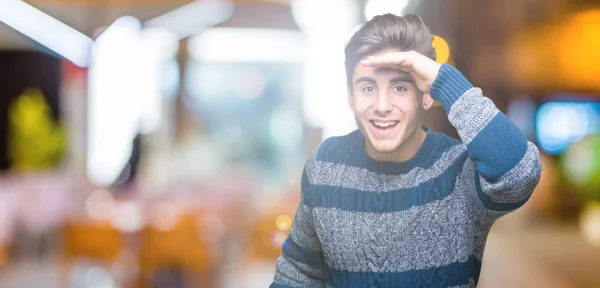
left=271, top=64, right=542, bottom=287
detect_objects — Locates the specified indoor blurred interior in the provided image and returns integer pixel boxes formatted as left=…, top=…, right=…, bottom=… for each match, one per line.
left=1, top=0, right=600, bottom=287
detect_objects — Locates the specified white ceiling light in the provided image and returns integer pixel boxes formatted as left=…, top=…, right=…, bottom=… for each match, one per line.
left=0, top=0, right=93, bottom=67
left=145, top=0, right=234, bottom=40
left=87, top=16, right=142, bottom=187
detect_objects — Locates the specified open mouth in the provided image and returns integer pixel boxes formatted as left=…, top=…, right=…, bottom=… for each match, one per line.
left=369, top=120, right=399, bottom=131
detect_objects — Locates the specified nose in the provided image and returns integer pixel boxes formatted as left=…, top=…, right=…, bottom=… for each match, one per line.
left=374, top=91, right=392, bottom=115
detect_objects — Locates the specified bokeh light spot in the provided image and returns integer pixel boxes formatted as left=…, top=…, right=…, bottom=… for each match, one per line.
left=276, top=215, right=292, bottom=231
left=432, top=35, right=450, bottom=64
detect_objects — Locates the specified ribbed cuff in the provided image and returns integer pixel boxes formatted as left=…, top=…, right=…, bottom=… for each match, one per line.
left=430, top=64, right=474, bottom=112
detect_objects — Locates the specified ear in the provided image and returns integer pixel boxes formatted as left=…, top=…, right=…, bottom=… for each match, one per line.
left=422, top=93, right=434, bottom=110
left=347, top=88, right=355, bottom=111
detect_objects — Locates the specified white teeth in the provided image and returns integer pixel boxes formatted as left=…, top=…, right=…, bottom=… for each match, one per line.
left=373, top=121, right=398, bottom=128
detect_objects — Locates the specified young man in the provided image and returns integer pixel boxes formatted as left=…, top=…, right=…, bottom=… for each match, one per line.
left=271, top=14, right=541, bottom=287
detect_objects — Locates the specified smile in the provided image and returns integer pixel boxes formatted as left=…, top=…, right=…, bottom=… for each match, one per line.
left=369, top=120, right=399, bottom=130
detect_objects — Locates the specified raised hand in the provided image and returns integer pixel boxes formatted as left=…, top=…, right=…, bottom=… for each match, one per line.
left=361, top=50, right=442, bottom=95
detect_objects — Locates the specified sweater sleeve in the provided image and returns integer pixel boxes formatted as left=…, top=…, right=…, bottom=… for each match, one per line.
left=271, top=157, right=326, bottom=287
left=429, top=64, right=542, bottom=212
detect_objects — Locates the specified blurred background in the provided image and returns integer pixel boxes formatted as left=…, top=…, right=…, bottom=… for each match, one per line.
left=1, top=0, right=600, bottom=287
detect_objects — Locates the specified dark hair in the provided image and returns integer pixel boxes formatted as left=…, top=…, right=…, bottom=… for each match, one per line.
left=344, top=14, right=436, bottom=88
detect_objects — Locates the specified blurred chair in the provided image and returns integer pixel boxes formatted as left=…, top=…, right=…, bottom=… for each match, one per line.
left=61, top=221, right=123, bottom=261
left=60, top=220, right=124, bottom=287
left=137, top=213, right=213, bottom=288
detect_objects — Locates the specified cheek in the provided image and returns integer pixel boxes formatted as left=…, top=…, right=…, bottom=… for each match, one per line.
left=392, top=97, right=421, bottom=114
left=351, top=97, right=372, bottom=114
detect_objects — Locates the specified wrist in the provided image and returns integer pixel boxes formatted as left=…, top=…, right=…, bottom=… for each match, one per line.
left=430, top=64, right=473, bottom=111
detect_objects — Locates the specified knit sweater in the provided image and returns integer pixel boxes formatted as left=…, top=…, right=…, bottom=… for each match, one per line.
left=270, top=64, right=542, bottom=288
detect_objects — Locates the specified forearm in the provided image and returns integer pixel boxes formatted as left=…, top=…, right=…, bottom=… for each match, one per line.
left=430, top=65, right=541, bottom=209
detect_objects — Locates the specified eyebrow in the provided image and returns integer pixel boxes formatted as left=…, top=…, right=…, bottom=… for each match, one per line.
left=355, top=76, right=376, bottom=85
left=354, top=76, right=415, bottom=86
left=390, top=76, right=415, bottom=84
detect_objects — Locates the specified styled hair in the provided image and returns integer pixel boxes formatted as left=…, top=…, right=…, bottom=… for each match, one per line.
left=344, top=14, right=436, bottom=88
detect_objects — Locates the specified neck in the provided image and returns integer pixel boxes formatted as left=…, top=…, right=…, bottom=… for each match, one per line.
left=366, top=126, right=427, bottom=163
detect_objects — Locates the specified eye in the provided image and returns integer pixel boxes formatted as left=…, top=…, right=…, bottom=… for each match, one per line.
left=362, top=86, right=376, bottom=93
left=393, top=85, right=407, bottom=92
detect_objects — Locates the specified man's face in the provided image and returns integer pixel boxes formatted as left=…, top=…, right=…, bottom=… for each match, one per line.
left=348, top=50, right=430, bottom=155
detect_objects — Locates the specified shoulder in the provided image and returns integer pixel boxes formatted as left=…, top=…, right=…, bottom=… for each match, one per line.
left=302, top=130, right=360, bottom=179
left=310, top=130, right=360, bottom=163
left=300, top=131, right=355, bottom=193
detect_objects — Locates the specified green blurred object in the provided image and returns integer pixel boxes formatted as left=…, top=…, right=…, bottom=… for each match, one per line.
left=562, top=133, right=600, bottom=202
left=7, top=88, right=66, bottom=171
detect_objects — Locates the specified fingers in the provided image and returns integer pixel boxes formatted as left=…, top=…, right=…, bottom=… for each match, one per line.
left=360, top=51, right=415, bottom=68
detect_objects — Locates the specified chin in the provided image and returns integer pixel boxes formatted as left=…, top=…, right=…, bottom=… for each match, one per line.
left=363, top=127, right=405, bottom=153
left=367, top=137, right=403, bottom=153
